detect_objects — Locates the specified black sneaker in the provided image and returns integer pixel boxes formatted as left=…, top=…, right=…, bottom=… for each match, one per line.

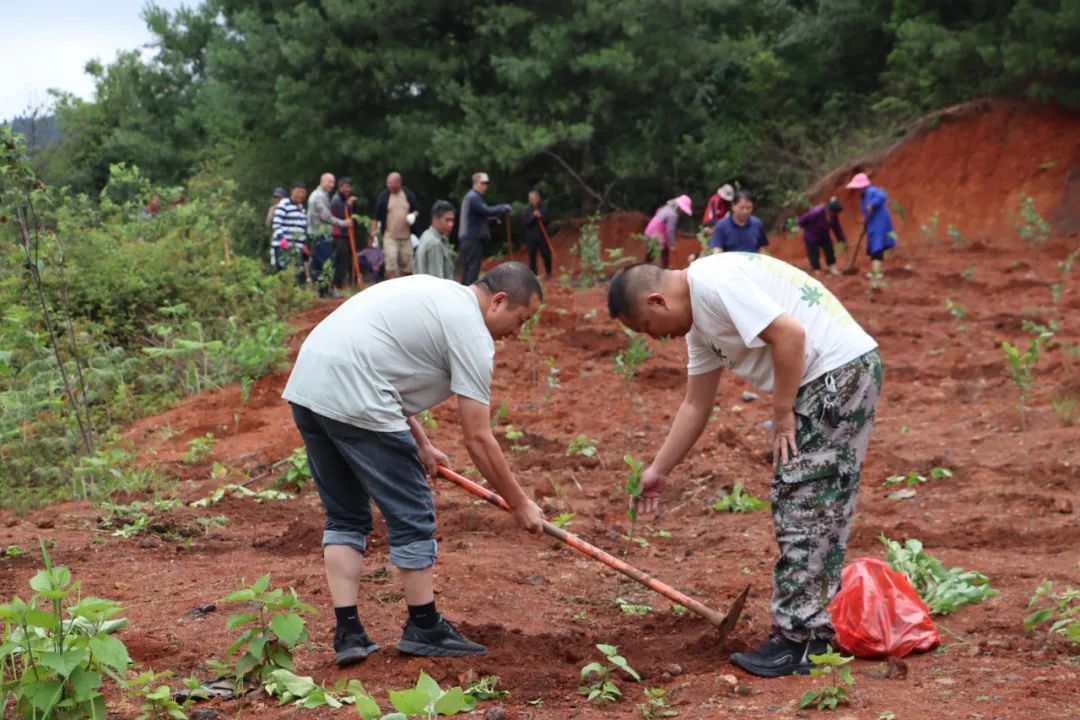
left=729, top=634, right=829, bottom=678
left=333, top=626, right=379, bottom=667
left=396, top=616, right=487, bottom=657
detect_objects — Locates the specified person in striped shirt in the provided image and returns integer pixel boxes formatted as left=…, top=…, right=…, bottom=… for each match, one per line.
left=273, top=182, right=310, bottom=285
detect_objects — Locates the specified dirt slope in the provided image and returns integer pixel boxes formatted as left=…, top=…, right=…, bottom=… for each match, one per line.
left=1, top=99, right=1078, bottom=720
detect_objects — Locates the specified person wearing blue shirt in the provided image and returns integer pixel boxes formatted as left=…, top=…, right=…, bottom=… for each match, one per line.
left=709, top=190, right=768, bottom=254
left=846, top=172, right=896, bottom=280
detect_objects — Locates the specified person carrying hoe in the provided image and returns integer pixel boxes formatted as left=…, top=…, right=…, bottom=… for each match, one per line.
left=606, top=254, right=882, bottom=677
left=282, top=262, right=545, bottom=666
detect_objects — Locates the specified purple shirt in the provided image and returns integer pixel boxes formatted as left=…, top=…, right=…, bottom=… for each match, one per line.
left=798, top=204, right=847, bottom=246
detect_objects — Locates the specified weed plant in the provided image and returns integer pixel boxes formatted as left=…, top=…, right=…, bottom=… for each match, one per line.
left=798, top=646, right=855, bottom=711
left=579, top=644, right=640, bottom=705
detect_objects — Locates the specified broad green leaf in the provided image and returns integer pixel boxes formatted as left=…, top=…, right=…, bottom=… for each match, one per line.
left=221, top=589, right=255, bottom=603
left=25, top=607, right=60, bottom=631
left=270, top=613, right=305, bottom=647
left=799, top=690, right=818, bottom=709
left=352, top=693, right=382, bottom=720
left=580, top=662, right=605, bottom=679
left=596, top=643, right=617, bottom=656
left=433, top=687, right=477, bottom=715
left=38, top=649, right=86, bottom=677
left=252, top=574, right=271, bottom=592
left=267, top=669, right=318, bottom=697
left=389, top=687, right=432, bottom=715
left=69, top=666, right=103, bottom=701
left=1023, top=608, right=1054, bottom=630
left=608, top=654, right=640, bottom=681
left=88, top=634, right=130, bottom=672
left=415, top=670, right=442, bottom=701
left=226, top=612, right=258, bottom=631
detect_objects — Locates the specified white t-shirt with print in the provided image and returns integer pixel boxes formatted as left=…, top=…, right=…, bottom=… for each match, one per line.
left=282, top=275, right=494, bottom=432
left=685, top=253, right=876, bottom=391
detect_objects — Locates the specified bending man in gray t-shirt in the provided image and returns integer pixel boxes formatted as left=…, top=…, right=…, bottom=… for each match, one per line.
left=281, top=262, right=544, bottom=666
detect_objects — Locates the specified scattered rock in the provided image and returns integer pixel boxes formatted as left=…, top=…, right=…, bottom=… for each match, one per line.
left=884, top=657, right=908, bottom=680
left=1054, top=497, right=1073, bottom=514
left=192, top=711, right=221, bottom=720
left=730, top=405, right=744, bottom=415
left=718, top=674, right=738, bottom=686
left=185, top=603, right=216, bottom=619
left=1033, top=676, right=1049, bottom=683
left=138, top=536, right=161, bottom=549
left=741, top=391, right=759, bottom=402
left=762, top=420, right=774, bottom=432
left=661, top=671, right=673, bottom=682
left=521, top=575, right=546, bottom=586
left=935, top=677, right=956, bottom=686
left=1000, top=673, right=1023, bottom=682
left=666, top=663, right=683, bottom=677
left=483, top=708, right=508, bottom=720
left=736, top=685, right=752, bottom=696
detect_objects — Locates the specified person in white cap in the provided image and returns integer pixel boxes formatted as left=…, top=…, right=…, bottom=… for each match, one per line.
left=845, top=172, right=895, bottom=281
left=643, top=194, right=693, bottom=269
left=702, top=183, right=735, bottom=228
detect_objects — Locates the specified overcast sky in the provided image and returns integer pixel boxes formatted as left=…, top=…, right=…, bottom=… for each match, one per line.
left=3, top=0, right=191, bottom=120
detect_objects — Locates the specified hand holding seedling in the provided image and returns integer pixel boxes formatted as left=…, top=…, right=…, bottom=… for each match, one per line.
left=635, top=466, right=668, bottom=515
left=772, top=409, right=798, bottom=466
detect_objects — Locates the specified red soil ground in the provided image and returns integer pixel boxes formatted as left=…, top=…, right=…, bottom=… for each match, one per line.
left=2, top=100, right=1078, bottom=719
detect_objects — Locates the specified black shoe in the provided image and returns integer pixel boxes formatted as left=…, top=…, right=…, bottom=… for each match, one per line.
left=730, top=634, right=829, bottom=678
left=333, top=626, right=379, bottom=667
left=396, top=616, right=486, bottom=657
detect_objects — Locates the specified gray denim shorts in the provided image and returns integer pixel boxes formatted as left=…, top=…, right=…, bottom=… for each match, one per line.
left=290, top=403, right=437, bottom=569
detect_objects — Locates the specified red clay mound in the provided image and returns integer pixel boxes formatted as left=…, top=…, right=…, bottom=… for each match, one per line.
left=816, top=98, right=1080, bottom=252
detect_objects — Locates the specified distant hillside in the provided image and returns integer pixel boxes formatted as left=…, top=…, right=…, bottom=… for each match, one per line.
left=3, top=114, right=61, bottom=147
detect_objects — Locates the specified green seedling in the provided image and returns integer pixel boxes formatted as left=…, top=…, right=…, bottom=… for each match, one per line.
left=579, top=644, right=640, bottom=705
left=575, top=215, right=605, bottom=287
left=190, top=484, right=292, bottom=508
left=798, top=645, right=855, bottom=711
left=946, top=224, right=966, bottom=248
left=544, top=357, right=561, bottom=401
left=1002, top=327, right=1053, bottom=430
left=1016, top=194, right=1050, bottom=245
left=128, top=668, right=210, bottom=719
left=551, top=513, right=576, bottom=529
left=615, top=325, right=651, bottom=436
left=671, top=604, right=688, bottom=616
left=919, top=211, right=940, bottom=244
left=711, top=483, right=768, bottom=513
left=387, top=670, right=476, bottom=718
left=639, top=687, right=678, bottom=719
left=615, top=597, right=651, bottom=616
left=263, top=669, right=380, bottom=713
left=213, top=575, right=316, bottom=687
left=489, top=403, right=509, bottom=429
left=567, top=434, right=598, bottom=458
left=464, top=675, right=508, bottom=701
left=881, top=535, right=996, bottom=614
left=961, top=264, right=976, bottom=282
left=99, top=498, right=184, bottom=538
left=944, top=298, right=966, bottom=331
left=278, top=447, right=312, bottom=491
left=181, top=433, right=217, bottom=465
left=624, top=455, right=644, bottom=553
left=1023, top=580, right=1079, bottom=644
left=0, top=540, right=131, bottom=720
left=416, top=410, right=437, bottom=430
left=3, top=545, right=26, bottom=558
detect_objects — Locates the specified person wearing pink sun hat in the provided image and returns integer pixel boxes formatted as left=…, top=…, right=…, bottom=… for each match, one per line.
left=846, top=172, right=895, bottom=280
left=644, top=194, right=693, bottom=269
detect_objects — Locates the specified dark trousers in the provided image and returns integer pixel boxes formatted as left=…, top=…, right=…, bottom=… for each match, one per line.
left=459, top=239, right=484, bottom=285
left=309, top=236, right=335, bottom=296
left=805, top=238, right=837, bottom=271
left=644, top=244, right=670, bottom=269
left=526, top=236, right=552, bottom=276
left=332, top=235, right=354, bottom=288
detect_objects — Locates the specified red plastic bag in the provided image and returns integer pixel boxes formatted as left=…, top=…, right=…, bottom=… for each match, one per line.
left=830, top=557, right=941, bottom=658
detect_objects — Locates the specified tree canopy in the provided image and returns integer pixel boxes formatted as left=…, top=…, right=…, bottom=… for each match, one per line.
left=32, top=0, right=1080, bottom=228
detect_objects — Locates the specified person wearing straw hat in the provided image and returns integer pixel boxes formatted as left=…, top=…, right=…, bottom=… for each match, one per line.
left=644, top=194, right=693, bottom=269
left=709, top=189, right=769, bottom=255
left=797, top=197, right=847, bottom=276
left=702, top=183, right=735, bottom=228
left=846, top=172, right=895, bottom=280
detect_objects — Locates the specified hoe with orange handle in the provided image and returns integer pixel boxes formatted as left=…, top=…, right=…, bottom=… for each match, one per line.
left=537, top=216, right=557, bottom=265
left=437, top=465, right=749, bottom=640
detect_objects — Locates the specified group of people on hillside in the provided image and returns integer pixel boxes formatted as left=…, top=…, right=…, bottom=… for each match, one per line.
left=265, top=171, right=555, bottom=295
left=643, top=173, right=896, bottom=281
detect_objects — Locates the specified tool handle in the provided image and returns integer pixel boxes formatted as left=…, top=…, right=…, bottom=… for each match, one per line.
left=436, top=466, right=729, bottom=628
left=537, top=217, right=557, bottom=260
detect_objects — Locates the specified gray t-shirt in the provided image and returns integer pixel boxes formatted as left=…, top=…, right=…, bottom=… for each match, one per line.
left=281, top=275, right=494, bottom=432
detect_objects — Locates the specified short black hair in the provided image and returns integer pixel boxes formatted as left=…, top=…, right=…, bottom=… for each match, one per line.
left=607, top=263, right=663, bottom=320
left=431, top=199, right=455, bottom=218
left=476, top=261, right=544, bottom=307
left=733, top=189, right=753, bottom=204
left=291, top=181, right=306, bottom=190
left=338, top=176, right=353, bottom=185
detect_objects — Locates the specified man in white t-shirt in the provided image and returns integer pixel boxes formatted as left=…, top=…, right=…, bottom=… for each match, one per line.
left=606, top=254, right=883, bottom=678
left=282, top=262, right=545, bottom=666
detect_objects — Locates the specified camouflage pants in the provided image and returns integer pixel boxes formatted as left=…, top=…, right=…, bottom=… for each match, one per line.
left=770, top=349, right=883, bottom=643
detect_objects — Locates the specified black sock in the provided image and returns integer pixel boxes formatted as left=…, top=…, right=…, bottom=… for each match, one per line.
left=334, top=605, right=363, bottom=633
left=408, top=601, right=439, bottom=630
